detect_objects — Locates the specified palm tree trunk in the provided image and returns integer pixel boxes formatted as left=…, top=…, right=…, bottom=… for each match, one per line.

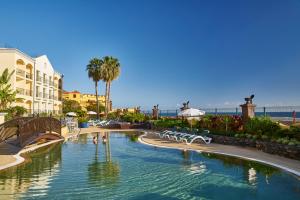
left=107, top=81, right=111, bottom=112
left=105, top=82, right=109, bottom=118
left=95, top=81, right=99, bottom=119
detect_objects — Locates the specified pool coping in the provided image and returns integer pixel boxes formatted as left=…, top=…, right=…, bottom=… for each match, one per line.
left=138, top=133, right=300, bottom=177
left=0, top=139, right=64, bottom=171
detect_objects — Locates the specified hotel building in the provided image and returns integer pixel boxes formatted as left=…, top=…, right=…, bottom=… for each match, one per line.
left=0, top=48, right=63, bottom=115
left=63, top=90, right=111, bottom=111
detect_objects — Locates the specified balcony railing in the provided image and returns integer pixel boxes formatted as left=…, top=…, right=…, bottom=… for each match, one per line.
left=25, top=72, right=33, bottom=80
left=16, top=87, right=25, bottom=95
left=25, top=89, right=33, bottom=96
left=16, top=87, right=32, bottom=96
left=36, top=92, right=43, bottom=98
left=16, top=69, right=25, bottom=77
left=43, top=78, right=48, bottom=85
left=36, top=76, right=42, bottom=82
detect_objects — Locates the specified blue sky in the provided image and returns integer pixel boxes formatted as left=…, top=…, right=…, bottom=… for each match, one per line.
left=1, top=0, right=300, bottom=109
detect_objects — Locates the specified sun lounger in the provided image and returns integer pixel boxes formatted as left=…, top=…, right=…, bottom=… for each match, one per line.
left=181, top=134, right=212, bottom=145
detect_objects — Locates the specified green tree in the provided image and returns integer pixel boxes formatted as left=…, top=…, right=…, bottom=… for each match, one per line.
left=86, top=58, right=104, bottom=119
left=62, top=99, right=81, bottom=113
left=85, top=101, right=105, bottom=113
left=102, top=56, right=120, bottom=117
left=0, top=68, right=18, bottom=110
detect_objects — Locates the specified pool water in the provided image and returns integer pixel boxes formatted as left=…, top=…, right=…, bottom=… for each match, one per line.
left=0, top=132, right=299, bottom=200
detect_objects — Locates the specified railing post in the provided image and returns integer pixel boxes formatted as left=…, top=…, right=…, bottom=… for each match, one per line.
left=236, top=107, right=238, bottom=115
left=215, top=108, right=217, bottom=115
left=263, top=107, right=266, bottom=117
left=49, top=113, right=52, bottom=134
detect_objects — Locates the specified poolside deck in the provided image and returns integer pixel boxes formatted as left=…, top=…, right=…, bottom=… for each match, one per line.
left=140, top=133, right=300, bottom=177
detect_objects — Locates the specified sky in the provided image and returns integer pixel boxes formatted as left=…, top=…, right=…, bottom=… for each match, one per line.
left=0, top=0, right=300, bottom=110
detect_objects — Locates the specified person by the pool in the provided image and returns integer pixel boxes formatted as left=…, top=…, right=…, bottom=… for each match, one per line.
left=102, top=135, right=107, bottom=143
left=93, top=136, right=98, bottom=144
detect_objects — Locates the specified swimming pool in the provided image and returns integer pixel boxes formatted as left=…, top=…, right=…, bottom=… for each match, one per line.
left=0, top=132, right=299, bottom=199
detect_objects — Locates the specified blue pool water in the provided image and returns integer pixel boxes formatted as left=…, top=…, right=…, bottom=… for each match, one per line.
left=0, top=132, right=299, bottom=199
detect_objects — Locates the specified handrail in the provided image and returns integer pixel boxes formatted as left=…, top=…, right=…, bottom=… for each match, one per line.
left=0, top=116, right=61, bottom=147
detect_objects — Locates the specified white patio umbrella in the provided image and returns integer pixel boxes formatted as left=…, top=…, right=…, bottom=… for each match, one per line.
left=66, top=112, right=77, bottom=117
left=87, top=111, right=97, bottom=115
left=178, top=108, right=205, bottom=130
left=178, top=108, right=205, bottom=117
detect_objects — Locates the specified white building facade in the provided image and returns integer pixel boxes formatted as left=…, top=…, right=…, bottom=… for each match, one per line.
left=0, top=48, right=63, bottom=115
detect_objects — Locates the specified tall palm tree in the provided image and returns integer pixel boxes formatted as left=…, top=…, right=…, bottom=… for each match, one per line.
left=102, top=56, right=120, bottom=117
left=86, top=58, right=103, bottom=119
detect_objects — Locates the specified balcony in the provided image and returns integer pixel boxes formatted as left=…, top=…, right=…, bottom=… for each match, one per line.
left=36, top=76, right=42, bottom=83
left=53, top=96, right=58, bottom=101
left=25, top=89, right=33, bottom=96
left=16, top=69, right=25, bottom=77
left=16, top=87, right=25, bottom=95
left=16, top=87, right=32, bottom=97
left=43, top=93, right=48, bottom=99
left=36, top=92, right=43, bottom=98
left=43, top=78, right=48, bottom=85
left=49, top=81, right=54, bottom=87
left=25, top=72, right=33, bottom=80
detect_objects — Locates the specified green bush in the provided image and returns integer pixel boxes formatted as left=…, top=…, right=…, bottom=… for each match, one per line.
left=244, top=117, right=280, bottom=137
left=121, top=112, right=146, bottom=123
left=78, top=117, right=88, bottom=123
left=153, top=118, right=189, bottom=129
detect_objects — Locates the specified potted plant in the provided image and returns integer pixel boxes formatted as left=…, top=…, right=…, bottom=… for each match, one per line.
left=78, top=117, right=89, bottom=128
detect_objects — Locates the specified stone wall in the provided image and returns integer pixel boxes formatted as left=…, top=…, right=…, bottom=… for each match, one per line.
left=210, top=135, right=300, bottom=160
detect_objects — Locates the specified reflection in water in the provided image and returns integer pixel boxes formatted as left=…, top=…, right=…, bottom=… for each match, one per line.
left=88, top=132, right=120, bottom=187
left=201, top=152, right=279, bottom=185
left=181, top=150, right=207, bottom=175
left=0, top=143, right=62, bottom=199
left=125, top=132, right=141, bottom=143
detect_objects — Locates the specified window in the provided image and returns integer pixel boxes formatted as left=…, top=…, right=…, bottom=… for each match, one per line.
left=73, top=94, right=76, bottom=98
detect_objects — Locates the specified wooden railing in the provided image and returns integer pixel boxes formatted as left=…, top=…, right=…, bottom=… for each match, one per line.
left=0, top=116, right=61, bottom=147
left=0, top=117, right=33, bottom=143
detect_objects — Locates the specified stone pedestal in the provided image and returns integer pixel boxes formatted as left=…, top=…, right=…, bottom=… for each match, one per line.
left=152, top=108, right=159, bottom=120
left=240, top=103, right=256, bottom=123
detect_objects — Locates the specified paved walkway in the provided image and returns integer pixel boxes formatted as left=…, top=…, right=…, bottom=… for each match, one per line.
left=0, top=142, right=21, bottom=168
left=140, top=133, right=300, bottom=176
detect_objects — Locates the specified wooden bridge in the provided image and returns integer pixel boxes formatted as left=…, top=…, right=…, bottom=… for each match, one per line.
left=0, top=116, right=63, bottom=148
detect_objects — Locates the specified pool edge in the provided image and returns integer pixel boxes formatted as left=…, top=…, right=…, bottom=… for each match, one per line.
left=138, top=133, right=300, bottom=177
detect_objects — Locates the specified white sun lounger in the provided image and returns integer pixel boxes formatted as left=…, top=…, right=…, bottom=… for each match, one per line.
left=181, top=134, right=212, bottom=145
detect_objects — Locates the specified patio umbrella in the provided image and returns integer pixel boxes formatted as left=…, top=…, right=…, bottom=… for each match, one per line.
left=178, top=108, right=205, bottom=117
left=66, top=112, right=77, bottom=117
left=87, top=111, right=97, bottom=115
left=178, top=108, right=205, bottom=130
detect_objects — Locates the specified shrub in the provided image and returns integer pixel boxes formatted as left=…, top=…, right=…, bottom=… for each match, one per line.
left=78, top=117, right=88, bottom=123
left=244, top=117, right=280, bottom=137
left=121, top=112, right=146, bottom=123
left=199, top=115, right=242, bottom=132
left=153, top=118, right=189, bottom=129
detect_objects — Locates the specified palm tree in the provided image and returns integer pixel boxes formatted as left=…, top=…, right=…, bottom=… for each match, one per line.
left=0, top=68, right=18, bottom=110
left=102, top=56, right=120, bottom=117
left=86, top=58, right=103, bottom=119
